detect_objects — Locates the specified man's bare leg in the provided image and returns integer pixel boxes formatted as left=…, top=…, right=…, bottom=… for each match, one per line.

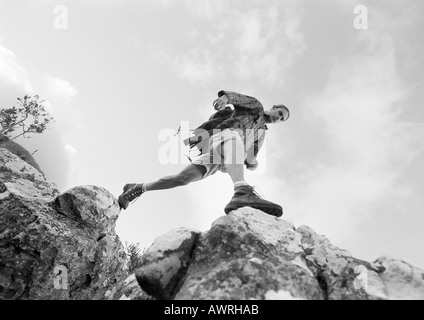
left=118, top=164, right=205, bottom=209
left=222, top=135, right=249, bottom=188
left=144, top=164, right=206, bottom=191
left=221, top=133, right=283, bottom=217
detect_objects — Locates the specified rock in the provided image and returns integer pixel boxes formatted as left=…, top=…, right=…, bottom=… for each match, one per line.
left=53, top=185, right=121, bottom=239
left=375, top=256, right=424, bottom=300
left=0, top=147, right=59, bottom=201
left=106, top=273, right=153, bottom=300
left=0, top=148, right=127, bottom=300
left=175, top=208, right=323, bottom=300
left=2, top=144, right=424, bottom=300
left=129, top=207, right=424, bottom=300
left=0, top=135, right=44, bottom=174
left=134, top=227, right=200, bottom=300
left=297, top=225, right=386, bottom=300
left=296, top=226, right=424, bottom=300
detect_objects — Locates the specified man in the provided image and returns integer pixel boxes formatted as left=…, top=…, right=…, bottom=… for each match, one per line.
left=118, top=90, right=290, bottom=217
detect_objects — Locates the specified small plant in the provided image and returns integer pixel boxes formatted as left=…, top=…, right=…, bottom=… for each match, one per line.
left=0, top=95, right=54, bottom=140
left=124, top=241, right=144, bottom=272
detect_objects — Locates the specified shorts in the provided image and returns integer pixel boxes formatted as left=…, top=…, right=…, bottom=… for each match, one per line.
left=192, top=129, right=244, bottom=179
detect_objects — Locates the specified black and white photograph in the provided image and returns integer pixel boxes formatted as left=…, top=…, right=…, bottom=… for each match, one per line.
left=1, top=0, right=423, bottom=306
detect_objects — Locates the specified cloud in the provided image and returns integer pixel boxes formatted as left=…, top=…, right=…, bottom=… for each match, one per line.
left=0, top=42, right=76, bottom=190
left=44, top=76, right=78, bottom=104
left=174, top=49, right=219, bottom=85
left=182, top=0, right=229, bottom=20
left=231, top=4, right=306, bottom=85
left=0, top=44, right=33, bottom=97
left=152, top=0, right=305, bottom=87
left=148, top=43, right=220, bottom=86
left=63, top=144, right=79, bottom=188
left=281, top=3, right=424, bottom=247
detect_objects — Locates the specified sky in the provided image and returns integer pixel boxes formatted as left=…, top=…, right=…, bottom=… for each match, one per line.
left=1, top=0, right=424, bottom=269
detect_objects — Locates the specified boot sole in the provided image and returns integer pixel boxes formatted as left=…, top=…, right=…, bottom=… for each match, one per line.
left=225, top=202, right=283, bottom=217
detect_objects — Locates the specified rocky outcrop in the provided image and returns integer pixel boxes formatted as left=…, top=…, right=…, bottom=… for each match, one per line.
left=0, top=148, right=127, bottom=300
left=0, top=134, right=43, bottom=175
left=2, top=146, right=424, bottom=300
left=114, top=207, right=424, bottom=300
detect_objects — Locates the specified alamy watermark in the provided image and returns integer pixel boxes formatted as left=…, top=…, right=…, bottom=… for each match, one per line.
left=354, top=5, right=368, bottom=30
left=53, top=264, right=68, bottom=289
left=353, top=265, right=369, bottom=291
left=53, top=5, right=68, bottom=30
left=157, top=121, right=268, bottom=174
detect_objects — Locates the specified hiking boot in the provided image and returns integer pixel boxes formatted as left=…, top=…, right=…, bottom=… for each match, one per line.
left=224, top=185, right=283, bottom=217
left=118, top=183, right=144, bottom=210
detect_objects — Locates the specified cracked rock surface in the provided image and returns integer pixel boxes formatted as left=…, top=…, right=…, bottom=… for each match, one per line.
left=0, top=148, right=127, bottom=300
left=2, top=146, right=424, bottom=300
left=126, top=207, right=424, bottom=300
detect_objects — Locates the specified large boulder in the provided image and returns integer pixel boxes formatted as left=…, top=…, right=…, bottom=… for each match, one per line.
left=53, top=185, right=121, bottom=241
left=128, top=207, right=424, bottom=300
left=175, top=208, right=323, bottom=300
left=0, top=148, right=127, bottom=300
left=2, top=144, right=423, bottom=300
left=134, top=227, right=200, bottom=300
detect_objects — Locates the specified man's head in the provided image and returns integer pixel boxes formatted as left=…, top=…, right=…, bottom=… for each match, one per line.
left=265, top=105, right=290, bottom=123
